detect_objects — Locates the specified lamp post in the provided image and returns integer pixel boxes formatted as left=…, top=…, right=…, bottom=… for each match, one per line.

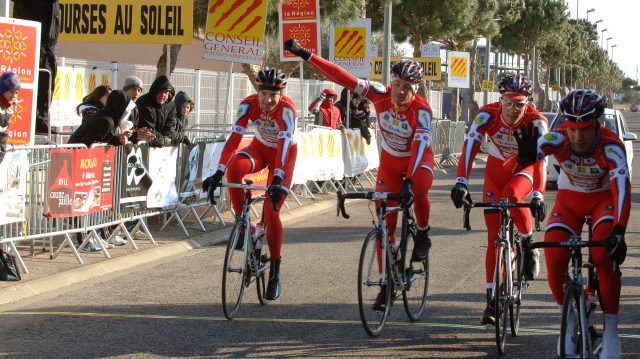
left=595, top=19, right=603, bottom=28
left=611, top=44, right=617, bottom=60
left=586, top=8, right=595, bottom=21
left=606, top=37, right=612, bottom=51
left=600, top=28, right=608, bottom=48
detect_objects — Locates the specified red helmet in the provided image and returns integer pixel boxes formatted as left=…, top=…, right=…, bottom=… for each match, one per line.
left=391, top=59, right=423, bottom=84
left=497, top=74, right=532, bottom=99
left=256, top=68, right=287, bottom=90
left=559, top=89, right=604, bottom=129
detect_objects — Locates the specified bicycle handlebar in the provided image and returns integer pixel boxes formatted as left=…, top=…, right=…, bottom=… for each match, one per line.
left=221, top=181, right=269, bottom=191
left=529, top=239, right=621, bottom=277
left=462, top=200, right=535, bottom=231
left=337, top=191, right=401, bottom=219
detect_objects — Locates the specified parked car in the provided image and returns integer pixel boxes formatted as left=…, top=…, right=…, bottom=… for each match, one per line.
left=546, top=108, right=636, bottom=187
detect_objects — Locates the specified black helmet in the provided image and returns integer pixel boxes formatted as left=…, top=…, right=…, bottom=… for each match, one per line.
left=391, top=59, right=423, bottom=84
left=256, top=68, right=287, bottom=91
left=559, top=89, right=605, bottom=128
left=497, top=74, right=532, bottom=97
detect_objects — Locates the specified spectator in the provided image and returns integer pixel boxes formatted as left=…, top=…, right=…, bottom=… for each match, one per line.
left=172, top=91, right=194, bottom=146
left=0, top=72, right=20, bottom=163
left=135, top=75, right=177, bottom=147
left=350, top=94, right=373, bottom=145
left=123, top=76, right=144, bottom=103
left=12, top=0, right=61, bottom=134
left=75, top=85, right=112, bottom=124
left=121, top=76, right=154, bottom=143
left=308, top=89, right=344, bottom=130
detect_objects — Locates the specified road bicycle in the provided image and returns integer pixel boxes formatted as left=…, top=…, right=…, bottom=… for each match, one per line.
left=337, top=191, right=429, bottom=337
left=529, top=215, right=619, bottom=358
left=220, top=180, right=270, bottom=320
left=464, top=199, right=535, bottom=355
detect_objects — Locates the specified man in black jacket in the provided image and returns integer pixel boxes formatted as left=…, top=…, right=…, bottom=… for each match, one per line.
left=135, top=75, right=178, bottom=147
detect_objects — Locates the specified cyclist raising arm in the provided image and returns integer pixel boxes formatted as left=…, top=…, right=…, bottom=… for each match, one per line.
left=450, top=75, right=548, bottom=326
left=202, top=68, right=297, bottom=301
left=515, top=90, right=630, bottom=358
left=285, top=39, right=434, bottom=310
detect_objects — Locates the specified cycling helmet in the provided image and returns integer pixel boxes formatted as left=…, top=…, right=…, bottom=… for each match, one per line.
left=255, top=68, right=288, bottom=91
left=497, top=74, right=532, bottom=99
left=559, top=89, right=604, bottom=129
left=391, top=59, right=423, bottom=85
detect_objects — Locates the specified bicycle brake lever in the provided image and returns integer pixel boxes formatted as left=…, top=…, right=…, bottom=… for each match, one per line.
left=337, top=191, right=350, bottom=219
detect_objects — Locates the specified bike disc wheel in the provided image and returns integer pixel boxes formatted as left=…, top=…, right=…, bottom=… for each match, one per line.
left=256, top=238, right=270, bottom=306
left=495, top=245, right=508, bottom=354
left=510, top=232, right=522, bottom=337
left=560, top=284, right=590, bottom=358
left=357, top=230, right=391, bottom=337
left=222, top=221, right=247, bottom=320
left=403, top=229, right=429, bottom=321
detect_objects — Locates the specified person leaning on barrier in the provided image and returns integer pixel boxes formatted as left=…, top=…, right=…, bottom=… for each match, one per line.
left=202, top=67, right=297, bottom=301
left=0, top=72, right=21, bottom=163
left=135, top=75, right=178, bottom=147
left=75, top=85, right=111, bottom=125
left=172, top=91, right=195, bottom=147
left=450, top=74, right=548, bottom=326
left=121, top=76, right=155, bottom=144
left=285, top=39, right=435, bottom=311
left=513, top=90, right=630, bottom=358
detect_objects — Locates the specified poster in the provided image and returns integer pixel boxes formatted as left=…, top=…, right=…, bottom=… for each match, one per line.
left=329, top=18, right=371, bottom=78
left=0, top=150, right=28, bottom=224
left=120, top=143, right=153, bottom=211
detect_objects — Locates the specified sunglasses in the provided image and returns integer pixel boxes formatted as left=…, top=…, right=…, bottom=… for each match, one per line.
left=501, top=98, right=528, bottom=110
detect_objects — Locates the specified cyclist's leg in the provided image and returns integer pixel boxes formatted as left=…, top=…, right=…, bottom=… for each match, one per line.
left=374, top=151, right=406, bottom=243
left=589, top=194, right=622, bottom=357
left=410, top=150, right=434, bottom=261
left=482, top=174, right=501, bottom=325
left=226, top=140, right=269, bottom=215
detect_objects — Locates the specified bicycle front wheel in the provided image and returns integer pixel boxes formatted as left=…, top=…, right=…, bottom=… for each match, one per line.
left=560, top=283, right=591, bottom=358
left=494, top=245, right=508, bottom=354
left=255, top=238, right=270, bottom=306
left=510, top=232, right=523, bottom=337
left=403, top=228, right=429, bottom=321
left=222, top=221, right=247, bottom=320
left=357, top=229, right=392, bottom=337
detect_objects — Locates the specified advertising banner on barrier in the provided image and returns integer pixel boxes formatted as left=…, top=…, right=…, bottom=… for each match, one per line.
left=146, top=146, right=179, bottom=208
left=0, top=151, right=28, bottom=225
left=179, top=143, right=204, bottom=198
left=58, top=0, right=193, bottom=44
left=120, top=144, right=153, bottom=211
left=342, top=129, right=369, bottom=177
left=303, top=128, right=343, bottom=181
left=365, top=130, right=380, bottom=171
left=50, top=66, right=111, bottom=127
left=0, top=17, right=41, bottom=146
left=202, top=0, right=268, bottom=65
left=47, top=147, right=115, bottom=218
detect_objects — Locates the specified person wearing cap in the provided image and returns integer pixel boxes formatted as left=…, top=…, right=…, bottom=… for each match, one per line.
left=121, top=76, right=154, bottom=143
left=450, top=74, right=549, bottom=326
left=172, top=91, right=194, bottom=146
left=123, top=76, right=144, bottom=102
left=135, top=75, right=177, bottom=147
left=285, top=39, right=434, bottom=311
left=308, top=88, right=344, bottom=131
left=201, top=67, right=297, bottom=301
left=0, top=72, right=21, bottom=163
left=514, top=89, right=630, bottom=358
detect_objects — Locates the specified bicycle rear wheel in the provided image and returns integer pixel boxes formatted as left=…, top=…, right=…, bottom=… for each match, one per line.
left=560, top=283, right=591, bottom=358
left=510, top=231, right=522, bottom=337
left=222, top=221, right=247, bottom=320
left=357, top=229, right=392, bottom=337
left=255, top=238, right=270, bottom=306
left=403, top=228, right=429, bottom=321
left=494, top=245, right=508, bottom=354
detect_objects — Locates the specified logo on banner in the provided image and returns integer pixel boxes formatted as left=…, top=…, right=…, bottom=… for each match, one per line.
left=334, top=27, right=366, bottom=58
left=127, top=146, right=147, bottom=185
left=450, top=56, right=468, bottom=77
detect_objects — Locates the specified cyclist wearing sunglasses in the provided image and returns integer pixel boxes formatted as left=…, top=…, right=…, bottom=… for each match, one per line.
left=450, top=74, right=548, bottom=325
left=514, top=90, right=630, bottom=358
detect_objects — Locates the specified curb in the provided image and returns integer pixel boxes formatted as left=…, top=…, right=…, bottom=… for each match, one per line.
left=0, top=198, right=338, bottom=306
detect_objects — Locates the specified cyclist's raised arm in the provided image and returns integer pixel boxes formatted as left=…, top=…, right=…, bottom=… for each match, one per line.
left=455, top=109, right=492, bottom=186
left=217, top=99, right=253, bottom=172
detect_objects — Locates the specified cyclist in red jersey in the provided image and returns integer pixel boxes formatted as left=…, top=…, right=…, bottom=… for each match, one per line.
left=450, top=75, right=549, bottom=325
left=285, top=39, right=435, bottom=311
left=515, top=90, right=629, bottom=358
left=202, top=68, right=297, bottom=301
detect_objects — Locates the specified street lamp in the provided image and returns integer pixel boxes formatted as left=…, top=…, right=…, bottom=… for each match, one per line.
left=586, top=8, right=595, bottom=21
left=595, top=19, right=603, bottom=27
left=606, top=37, right=612, bottom=50
left=611, top=44, right=617, bottom=60
left=600, top=28, right=608, bottom=47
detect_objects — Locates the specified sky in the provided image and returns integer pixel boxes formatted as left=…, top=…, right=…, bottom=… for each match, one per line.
left=566, top=0, right=637, bottom=81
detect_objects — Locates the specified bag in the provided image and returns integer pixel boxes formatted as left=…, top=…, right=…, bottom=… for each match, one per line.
left=0, top=248, right=21, bottom=281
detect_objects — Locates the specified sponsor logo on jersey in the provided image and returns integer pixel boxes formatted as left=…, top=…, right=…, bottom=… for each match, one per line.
left=370, top=81, right=387, bottom=94
left=544, top=133, right=557, bottom=141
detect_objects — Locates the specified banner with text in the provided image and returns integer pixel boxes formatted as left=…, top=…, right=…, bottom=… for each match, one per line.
left=279, top=0, right=320, bottom=62
left=0, top=151, right=28, bottom=225
left=202, top=0, right=268, bottom=65
left=47, top=147, right=115, bottom=218
left=329, top=18, right=371, bottom=78
left=0, top=18, right=40, bottom=146
left=58, top=0, right=193, bottom=44
left=120, top=144, right=153, bottom=212
left=370, top=56, right=441, bottom=82
left=447, top=51, right=470, bottom=89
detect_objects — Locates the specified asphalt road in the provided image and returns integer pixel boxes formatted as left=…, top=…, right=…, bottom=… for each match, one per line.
left=1, top=112, right=639, bottom=358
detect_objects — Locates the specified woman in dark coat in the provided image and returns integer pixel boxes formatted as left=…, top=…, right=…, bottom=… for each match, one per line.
left=75, top=85, right=112, bottom=124
left=68, top=90, right=133, bottom=148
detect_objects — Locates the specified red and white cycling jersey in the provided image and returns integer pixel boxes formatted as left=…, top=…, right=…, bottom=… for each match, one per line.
left=457, top=102, right=548, bottom=193
left=537, top=126, right=631, bottom=228
left=308, top=55, right=433, bottom=178
left=217, top=94, right=297, bottom=179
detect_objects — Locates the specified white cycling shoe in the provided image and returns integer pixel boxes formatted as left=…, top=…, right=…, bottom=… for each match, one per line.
left=601, top=314, right=621, bottom=359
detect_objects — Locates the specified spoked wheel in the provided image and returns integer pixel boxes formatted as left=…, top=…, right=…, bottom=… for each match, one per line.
left=402, top=229, right=429, bottom=321
left=357, top=229, right=392, bottom=337
left=222, top=221, right=248, bottom=320
left=560, top=284, right=591, bottom=358
left=510, top=236, right=523, bottom=337
left=494, top=245, right=508, bottom=355
left=255, top=238, right=270, bottom=306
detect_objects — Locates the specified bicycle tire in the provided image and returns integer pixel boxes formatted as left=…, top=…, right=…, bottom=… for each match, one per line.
left=403, top=228, right=429, bottom=321
left=222, top=221, right=247, bottom=320
left=357, top=229, right=392, bottom=337
left=560, top=283, right=591, bottom=358
left=255, top=239, right=270, bottom=306
left=510, top=228, right=522, bottom=337
left=494, top=245, right=508, bottom=354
